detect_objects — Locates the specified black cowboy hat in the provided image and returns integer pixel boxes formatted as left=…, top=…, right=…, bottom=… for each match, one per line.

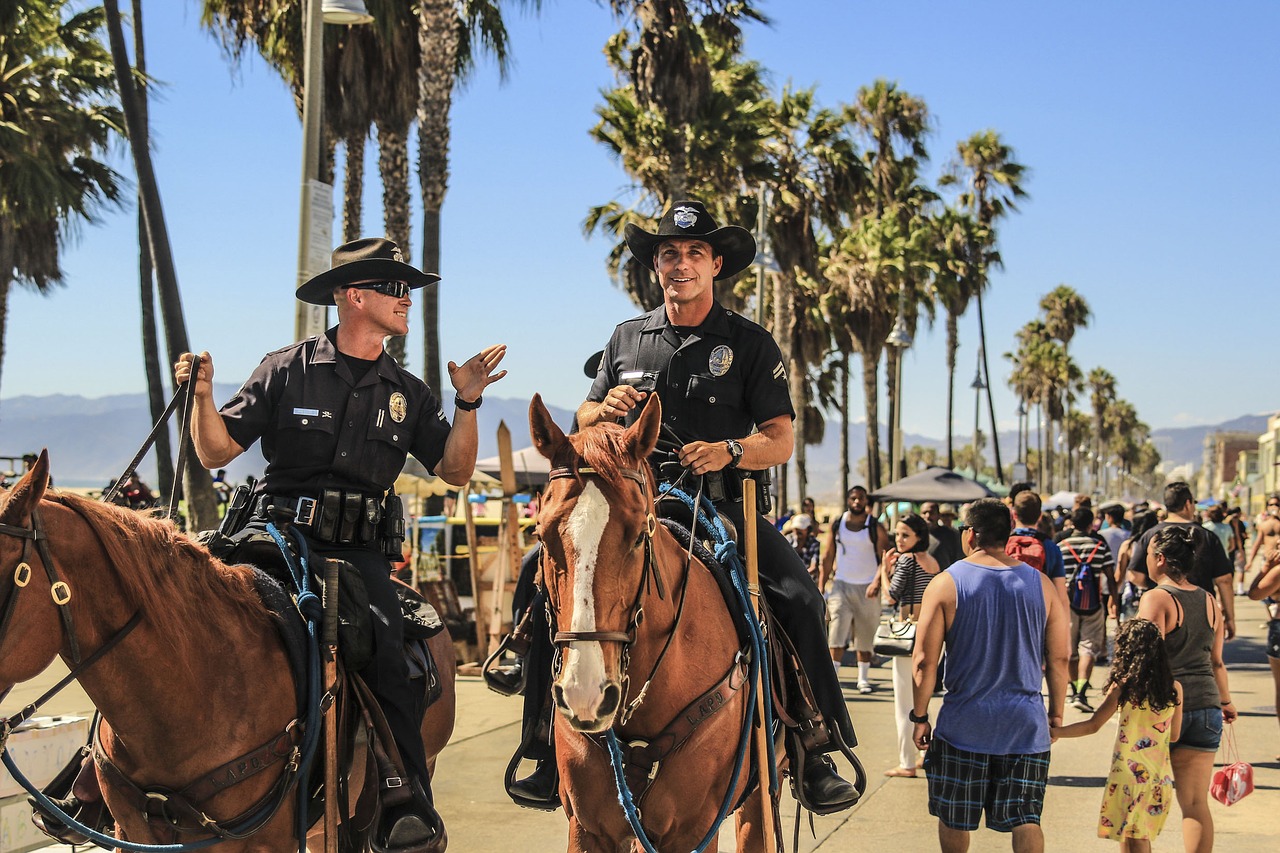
left=624, top=200, right=756, bottom=280
left=296, top=237, right=440, bottom=306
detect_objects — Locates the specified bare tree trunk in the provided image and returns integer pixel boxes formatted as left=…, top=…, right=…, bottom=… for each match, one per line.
left=104, top=0, right=218, bottom=531
left=377, top=119, right=410, bottom=366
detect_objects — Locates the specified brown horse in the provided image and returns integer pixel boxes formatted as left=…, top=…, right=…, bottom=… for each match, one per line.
left=0, top=452, right=455, bottom=852
left=529, top=394, right=771, bottom=853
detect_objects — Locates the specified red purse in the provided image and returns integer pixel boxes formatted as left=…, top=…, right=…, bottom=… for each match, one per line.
left=1209, top=726, right=1253, bottom=806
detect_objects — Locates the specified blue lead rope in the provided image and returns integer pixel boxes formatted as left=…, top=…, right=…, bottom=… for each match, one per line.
left=602, top=485, right=777, bottom=853
left=4, top=524, right=325, bottom=853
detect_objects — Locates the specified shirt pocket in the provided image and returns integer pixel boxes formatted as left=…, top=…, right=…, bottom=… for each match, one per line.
left=273, top=408, right=337, bottom=468
left=365, top=416, right=410, bottom=485
left=687, top=373, right=744, bottom=409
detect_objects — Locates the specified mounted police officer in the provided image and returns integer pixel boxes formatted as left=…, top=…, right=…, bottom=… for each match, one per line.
left=176, top=237, right=506, bottom=852
left=499, top=201, right=859, bottom=814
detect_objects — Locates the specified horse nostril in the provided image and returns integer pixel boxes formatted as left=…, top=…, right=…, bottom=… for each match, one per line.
left=552, top=684, right=569, bottom=713
left=598, top=683, right=621, bottom=718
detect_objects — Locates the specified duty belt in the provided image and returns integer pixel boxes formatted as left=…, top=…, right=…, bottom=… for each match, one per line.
left=257, top=490, right=383, bottom=546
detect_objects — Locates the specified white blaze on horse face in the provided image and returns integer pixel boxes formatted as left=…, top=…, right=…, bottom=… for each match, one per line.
left=558, top=480, right=612, bottom=719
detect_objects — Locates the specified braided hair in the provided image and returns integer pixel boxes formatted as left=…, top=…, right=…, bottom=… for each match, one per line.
left=1103, top=618, right=1179, bottom=712
left=1150, top=525, right=1197, bottom=582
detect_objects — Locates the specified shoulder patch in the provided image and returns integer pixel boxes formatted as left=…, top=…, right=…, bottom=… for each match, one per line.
left=772, top=361, right=786, bottom=380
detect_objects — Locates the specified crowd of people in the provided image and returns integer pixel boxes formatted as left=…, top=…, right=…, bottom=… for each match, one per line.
left=780, top=481, right=1279, bottom=852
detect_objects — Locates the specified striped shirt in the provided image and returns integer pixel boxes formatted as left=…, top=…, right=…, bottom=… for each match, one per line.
left=889, top=552, right=935, bottom=606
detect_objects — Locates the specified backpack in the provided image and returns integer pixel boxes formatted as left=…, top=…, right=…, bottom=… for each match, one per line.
left=1064, top=540, right=1104, bottom=613
left=1006, top=531, right=1047, bottom=572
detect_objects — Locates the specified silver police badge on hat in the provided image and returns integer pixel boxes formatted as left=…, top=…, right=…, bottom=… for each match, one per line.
left=709, top=345, right=733, bottom=377
left=673, top=206, right=698, bottom=229
left=389, top=392, right=408, bottom=423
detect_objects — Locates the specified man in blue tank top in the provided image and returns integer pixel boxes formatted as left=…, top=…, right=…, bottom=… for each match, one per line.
left=909, top=499, right=1070, bottom=851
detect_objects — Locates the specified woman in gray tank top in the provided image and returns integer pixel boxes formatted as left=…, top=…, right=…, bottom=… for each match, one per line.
left=1138, top=527, right=1235, bottom=853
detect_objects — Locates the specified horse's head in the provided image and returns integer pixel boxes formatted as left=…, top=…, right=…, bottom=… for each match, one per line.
left=0, top=450, right=63, bottom=688
left=530, top=393, right=662, bottom=732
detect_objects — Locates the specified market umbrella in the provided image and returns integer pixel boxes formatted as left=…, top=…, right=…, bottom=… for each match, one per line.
left=869, top=466, right=998, bottom=504
left=395, top=457, right=499, bottom=497
left=1043, top=490, right=1080, bottom=510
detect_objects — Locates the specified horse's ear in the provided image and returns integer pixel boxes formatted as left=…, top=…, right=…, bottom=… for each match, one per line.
left=0, top=449, right=49, bottom=524
left=529, top=394, right=568, bottom=461
left=625, top=394, right=663, bottom=460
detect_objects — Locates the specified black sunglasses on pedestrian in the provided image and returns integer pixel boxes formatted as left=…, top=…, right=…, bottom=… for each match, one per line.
left=351, top=280, right=411, bottom=299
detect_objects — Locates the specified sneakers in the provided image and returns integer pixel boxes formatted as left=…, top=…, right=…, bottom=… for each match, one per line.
left=856, top=681, right=874, bottom=695
left=1070, top=691, right=1095, bottom=713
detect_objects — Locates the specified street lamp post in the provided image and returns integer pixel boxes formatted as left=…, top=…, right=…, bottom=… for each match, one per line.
left=294, top=0, right=373, bottom=342
left=886, top=311, right=912, bottom=484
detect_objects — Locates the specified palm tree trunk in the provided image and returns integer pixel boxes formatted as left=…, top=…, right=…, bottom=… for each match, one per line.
left=131, top=0, right=172, bottom=501
left=0, top=274, right=10, bottom=402
left=104, top=0, right=218, bottom=532
left=840, top=352, right=850, bottom=498
left=975, top=291, right=1003, bottom=482
left=377, top=119, right=410, bottom=366
left=416, top=0, right=456, bottom=396
left=945, top=308, right=958, bottom=469
left=343, top=127, right=366, bottom=241
left=861, top=351, right=882, bottom=492
left=772, top=273, right=792, bottom=513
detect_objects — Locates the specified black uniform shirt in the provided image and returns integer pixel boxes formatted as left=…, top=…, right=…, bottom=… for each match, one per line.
left=587, top=302, right=794, bottom=445
left=219, top=328, right=452, bottom=496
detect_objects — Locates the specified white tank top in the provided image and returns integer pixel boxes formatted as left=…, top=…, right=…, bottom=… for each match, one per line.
left=833, top=512, right=879, bottom=584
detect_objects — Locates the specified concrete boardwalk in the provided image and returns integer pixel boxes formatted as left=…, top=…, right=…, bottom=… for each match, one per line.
left=10, top=605, right=1278, bottom=852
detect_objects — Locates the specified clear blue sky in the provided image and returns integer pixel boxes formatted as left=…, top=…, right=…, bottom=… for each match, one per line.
left=5, top=0, right=1277, bottom=447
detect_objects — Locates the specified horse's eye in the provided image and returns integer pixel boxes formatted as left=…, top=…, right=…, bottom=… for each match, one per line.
left=634, top=532, right=646, bottom=548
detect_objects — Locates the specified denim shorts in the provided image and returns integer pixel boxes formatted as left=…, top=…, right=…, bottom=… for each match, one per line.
left=1172, top=707, right=1223, bottom=753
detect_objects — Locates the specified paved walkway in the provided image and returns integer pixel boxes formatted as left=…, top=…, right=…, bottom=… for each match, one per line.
left=10, top=602, right=1278, bottom=851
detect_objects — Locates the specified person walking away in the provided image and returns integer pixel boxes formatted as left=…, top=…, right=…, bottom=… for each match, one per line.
left=922, top=500, right=963, bottom=569
left=1247, top=543, right=1280, bottom=760
left=911, top=498, right=1070, bottom=852
left=1225, top=507, right=1248, bottom=595
left=1051, top=618, right=1183, bottom=852
left=1126, top=482, right=1236, bottom=640
left=1009, top=490, right=1069, bottom=610
left=786, top=512, right=822, bottom=585
left=176, top=237, right=508, bottom=851
left=1118, top=511, right=1160, bottom=622
left=881, top=513, right=940, bottom=778
left=1137, top=527, right=1236, bottom=853
left=1059, top=507, right=1116, bottom=712
left=820, top=485, right=891, bottom=694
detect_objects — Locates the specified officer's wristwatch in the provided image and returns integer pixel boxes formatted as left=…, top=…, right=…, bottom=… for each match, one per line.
left=724, top=439, right=744, bottom=468
left=454, top=394, right=483, bottom=411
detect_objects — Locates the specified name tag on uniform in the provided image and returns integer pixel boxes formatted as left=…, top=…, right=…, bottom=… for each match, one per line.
left=293, top=407, right=320, bottom=416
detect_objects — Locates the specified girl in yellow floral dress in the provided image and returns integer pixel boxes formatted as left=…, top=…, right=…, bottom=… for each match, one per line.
left=1052, top=618, right=1183, bottom=852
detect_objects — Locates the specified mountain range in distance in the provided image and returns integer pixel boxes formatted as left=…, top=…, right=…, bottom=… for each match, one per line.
left=0, top=387, right=1271, bottom=500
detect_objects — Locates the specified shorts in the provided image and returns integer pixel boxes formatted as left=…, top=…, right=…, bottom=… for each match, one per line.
left=923, top=736, right=1050, bottom=832
left=1268, top=619, right=1280, bottom=660
left=1069, top=608, right=1107, bottom=661
left=825, top=580, right=881, bottom=651
left=1172, top=707, right=1223, bottom=753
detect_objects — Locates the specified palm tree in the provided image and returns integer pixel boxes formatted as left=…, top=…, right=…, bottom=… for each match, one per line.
left=416, top=0, right=543, bottom=393
left=1087, top=367, right=1117, bottom=493
left=0, top=1, right=123, bottom=400
left=1039, top=283, right=1090, bottom=488
left=105, top=0, right=221, bottom=529
left=929, top=206, right=986, bottom=469
left=943, top=130, right=1028, bottom=482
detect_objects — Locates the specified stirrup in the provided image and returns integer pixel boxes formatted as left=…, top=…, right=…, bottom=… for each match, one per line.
left=787, top=725, right=866, bottom=816
left=29, top=743, right=112, bottom=845
left=482, top=634, right=528, bottom=696
left=503, top=719, right=561, bottom=812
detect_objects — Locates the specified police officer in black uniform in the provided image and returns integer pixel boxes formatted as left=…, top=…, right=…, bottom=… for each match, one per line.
left=176, top=237, right=507, bottom=852
left=503, top=201, right=859, bottom=814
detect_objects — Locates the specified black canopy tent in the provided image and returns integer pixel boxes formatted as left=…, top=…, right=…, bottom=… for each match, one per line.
left=869, top=466, right=998, bottom=504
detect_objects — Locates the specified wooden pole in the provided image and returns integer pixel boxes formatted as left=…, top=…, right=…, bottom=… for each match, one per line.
left=742, top=478, right=778, bottom=853
left=461, top=482, right=484, bottom=662
left=492, top=420, right=520, bottom=657
left=322, top=558, right=341, bottom=853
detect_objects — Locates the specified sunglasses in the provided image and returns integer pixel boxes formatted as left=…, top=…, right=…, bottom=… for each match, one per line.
left=957, top=523, right=972, bottom=532
left=350, top=281, right=412, bottom=299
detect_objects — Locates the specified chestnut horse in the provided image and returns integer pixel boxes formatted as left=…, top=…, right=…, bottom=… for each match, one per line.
left=0, top=453, right=455, bottom=852
left=529, top=394, right=771, bottom=853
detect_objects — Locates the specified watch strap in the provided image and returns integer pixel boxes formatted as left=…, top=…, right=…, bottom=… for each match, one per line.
left=454, top=394, right=483, bottom=411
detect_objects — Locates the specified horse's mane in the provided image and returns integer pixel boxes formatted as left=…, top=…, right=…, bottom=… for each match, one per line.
left=566, top=422, right=645, bottom=495
left=52, top=493, right=271, bottom=649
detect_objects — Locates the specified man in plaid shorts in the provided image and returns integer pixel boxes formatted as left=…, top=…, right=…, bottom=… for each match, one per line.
left=910, top=498, right=1070, bottom=851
